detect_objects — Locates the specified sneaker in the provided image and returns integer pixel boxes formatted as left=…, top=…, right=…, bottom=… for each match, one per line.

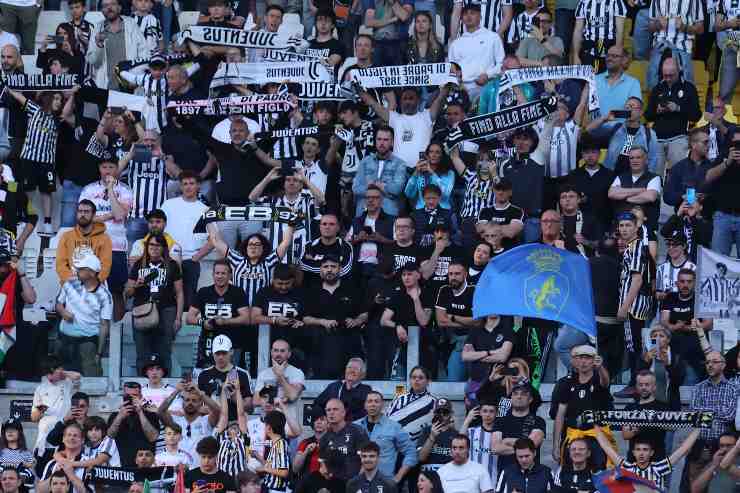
left=614, top=386, right=636, bottom=398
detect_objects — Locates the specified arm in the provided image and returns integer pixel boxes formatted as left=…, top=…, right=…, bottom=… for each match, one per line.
left=553, top=403, right=566, bottom=461
left=669, top=428, right=700, bottom=464
left=626, top=189, right=659, bottom=204
left=420, top=240, right=447, bottom=280
left=428, top=87, right=449, bottom=122
left=248, top=168, right=280, bottom=202
left=608, top=185, right=644, bottom=200
left=137, top=408, right=160, bottom=443
left=394, top=426, right=418, bottom=483
left=390, top=0, right=413, bottom=22
left=705, top=159, right=731, bottom=184
left=174, top=279, right=184, bottom=332
left=109, top=183, right=130, bottom=221
left=449, top=1, right=462, bottom=41
left=19, top=272, right=36, bottom=304
left=497, top=5, right=514, bottom=40
left=5, top=88, right=27, bottom=107
left=207, top=223, right=229, bottom=258
left=618, top=273, right=643, bottom=319
left=492, top=431, right=517, bottom=455
left=359, top=91, right=390, bottom=123
left=156, top=387, right=181, bottom=429
left=594, top=425, right=622, bottom=465
left=571, top=19, right=584, bottom=63
left=411, top=297, right=431, bottom=327
left=615, top=16, right=625, bottom=48
left=275, top=226, right=295, bottom=260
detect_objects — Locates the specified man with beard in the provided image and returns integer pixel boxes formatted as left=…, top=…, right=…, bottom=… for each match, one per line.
left=56, top=200, right=113, bottom=283
left=492, top=383, right=546, bottom=471
left=196, top=335, right=253, bottom=420
left=438, top=435, right=494, bottom=493
left=558, top=184, right=601, bottom=257
left=476, top=177, right=525, bottom=248
left=621, top=371, right=670, bottom=463
left=303, top=256, right=368, bottom=379
left=377, top=216, right=433, bottom=283
left=128, top=209, right=183, bottom=267
left=299, top=213, right=354, bottom=288
left=0, top=45, right=25, bottom=162
left=553, top=438, right=596, bottom=493
left=421, top=219, right=465, bottom=297
left=691, top=433, right=740, bottom=493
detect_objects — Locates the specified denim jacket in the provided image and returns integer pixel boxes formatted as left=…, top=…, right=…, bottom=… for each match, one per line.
left=354, top=415, right=418, bottom=477
left=590, top=123, right=660, bottom=173
left=353, top=153, right=409, bottom=216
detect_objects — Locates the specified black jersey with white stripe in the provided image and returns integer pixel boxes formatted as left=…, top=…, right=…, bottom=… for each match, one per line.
left=460, top=169, right=496, bottom=219
left=227, top=249, right=280, bottom=306
left=128, top=157, right=168, bottom=219
left=619, top=237, right=654, bottom=320
left=508, top=8, right=541, bottom=44
left=262, top=438, right=290, bottom=491
left=20, top=100, right=60, bottom=164
left=261, top=191, right=320, bottom=266
left=575, top=0, right=628, bottom=48
left=649, top=0, right=703, bottom=53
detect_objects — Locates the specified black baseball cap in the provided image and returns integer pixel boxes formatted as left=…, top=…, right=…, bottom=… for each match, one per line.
left=462, top=0, right=481, bottom=11
left=146, top=209, right=167, bottom=221
left=493, top=177, right=513, bottom=190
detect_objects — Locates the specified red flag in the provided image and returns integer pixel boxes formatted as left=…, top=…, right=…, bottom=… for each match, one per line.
left=174, top=464, right=185, bottom=493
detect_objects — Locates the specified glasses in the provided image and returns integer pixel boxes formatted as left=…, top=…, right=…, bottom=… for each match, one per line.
left=366, top=195, right=382, bottom=200
left=706, top=360, right=723, bottom=365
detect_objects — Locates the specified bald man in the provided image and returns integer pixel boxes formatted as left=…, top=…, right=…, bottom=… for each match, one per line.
left=539, top=210, right=564, bottom=248
left=0, top=44, right=21, bottom=75
left=319, top=398, right=369, bottom=481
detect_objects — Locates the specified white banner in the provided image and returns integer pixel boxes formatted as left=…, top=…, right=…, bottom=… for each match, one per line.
left=696, top=246, right=740, bottom=318
left=496, top=65, right=600, bottom=114
left=210, top=61, right=332, bottom=89
left=349, top=63, right=456, bottom=88
left=176, top=26, right=301, bottom=49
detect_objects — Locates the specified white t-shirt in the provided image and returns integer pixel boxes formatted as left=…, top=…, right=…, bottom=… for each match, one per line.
left=255, top=365, right=306, bottom=426
left=155, top=448, right=195, bottom=468
left=438, top=460, right=494, bottom=493
left=79, top=181, right=135, bottom=252
left=32, top=377, right=76, bottom=450
left=389, top=110, right=433, bottom=168
left=160, top=197, right=209, bottom=260
left=172, top=415, right=213, bottom=461
left=610, top=174, right=662, bottom=194
left=142, top=383, right=183, bottom=413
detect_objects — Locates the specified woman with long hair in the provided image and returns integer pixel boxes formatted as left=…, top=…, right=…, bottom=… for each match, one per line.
left=0, top=419, right=33, bottom=468
left=94, top=108, right=145, bottom=176
left=406, top=11, right=445, bottom=107
left=37, top=24, right=84, bottom=77
left=417, top=469, right=445, bottom=493
left=404, top=142, right=455, bottom=210
left=126, top=232, right=184, bottom=376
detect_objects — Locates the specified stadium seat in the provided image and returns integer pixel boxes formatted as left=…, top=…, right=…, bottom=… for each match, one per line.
left=84, top=11, right=104, bottom=26
left=36, top=10, right=69, bottom=47
left=178, top=11, right=201, bottom=30
left=283, top=13, right=300, bottom=25
left=42, top=248, right=56, bottom=274
left=693, top=60, right=709, bottom=112
left=29, top=269, right=60, bottom=313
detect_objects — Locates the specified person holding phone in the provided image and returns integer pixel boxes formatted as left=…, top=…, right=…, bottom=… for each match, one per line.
left=663, top=128, right=712, bottom=209
left=404, top=143, right=456, bottom=210
left=184, top=437, right=237, bottom=493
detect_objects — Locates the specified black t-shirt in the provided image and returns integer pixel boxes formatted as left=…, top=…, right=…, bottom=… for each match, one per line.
left=615, top=126, right=640, bottom=175
left=253, top=286, right=306, bottom=320
left=478, top=203, right=525, bottom=247
left=435, top=284, right=475, bottom=335
left=58, top=119, right=106, bottom=186
left=561, top=211, right=600, bottom=256
left=128, top=259, right=183, bottom=308
left=426, top=245, right=466, bottom=295
left=107, top=410, right=161, bottom=467
left=387, top=288, right=434, bottom=328
left=197, top=365, right=253, bottom=420
left=184, top=469, right=236, bottom=493
left=623, top=400, right=670, bottom=461
left=379, top=243, right=431, bottom=278
left=305, top=281, right=366, bottom=322
left=662, top=292, right=704, bottom=363
left=306, top=38, right=345, bottom=64
left=418, top=426, right=457, bottom=470
left=318, top=423, right=369, bottom=480
left=464, top=318, right=515, bottom=382
left=193, top=284, right=249, bottom=363
left=552, top=373, right=613, bottom=429
left=492, top=412, right=547, bottom=470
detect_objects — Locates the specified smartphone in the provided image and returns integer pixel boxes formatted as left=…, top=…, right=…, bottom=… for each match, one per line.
left=650, top=338, right=657, bottom=347
left=363, top=226, right=373, bottom=235
left=227, top=368, right=238, bottom=381
left=686, top=187, right=696, bottom=205
left=52, top=35, right=65, bottom=45
left=612, top=110, right=631, bottom=118
left=419, top=151, right=426, bottom=160
left=71, top=398, right=80, bottom=408
left=109, top=107, right=125, bottom=115
left=503, top=367, right=519, bottom=376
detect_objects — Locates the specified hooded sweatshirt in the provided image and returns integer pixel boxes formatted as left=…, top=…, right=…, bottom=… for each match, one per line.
left=56, top=222, right=113, bottom=282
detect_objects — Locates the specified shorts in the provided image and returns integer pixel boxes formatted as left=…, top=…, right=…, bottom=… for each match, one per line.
left=22, top=160, right=57, bottom=193
left=107, top=251, right=128, bottom=292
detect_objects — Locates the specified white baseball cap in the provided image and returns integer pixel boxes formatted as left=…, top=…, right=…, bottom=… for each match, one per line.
left=212, top=335, right=233, bottom=353
left=73, top=253, right=101, bottom=273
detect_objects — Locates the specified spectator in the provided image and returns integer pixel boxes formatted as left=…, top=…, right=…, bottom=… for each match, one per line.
left=660, top=199, right=712, bottom=262
left=438, top=434, right=493, bottom=493
left=319, top=398, right=369, bottom=481
left=663, top=128, right=712, bottom=209
left=448, top=1, right=505, bottom=100
left=609, top=146, right=662, bottom=233
left=540, top=100, right=583, bottom=212
left=183, top=437, right=237, bottom=493
left=557, top=183, right=601, bottom=257
left=95, top=108, right=143, bottom=165
left=0, top=418, right=33, bottom=471
left=552, top=438, right=597, bottom=493
left=353, top=126, right=409, bottom=217
left=644, top=57, right=702, bottom=176
left=254, top=339, right=306, bottom=428
left=31, top=357, right=81, bottom=451
left=130, top=0, right=163, bottom=55
left=354, top=391, right=418, bottom=482
left=57, top=200, right=114, bottom=284
left=692, top=352, right=738, bottom=445
left=572, top=0, right=626, bottom=70
left=491, top=382, right=546, bottom=471
left=405, top=143, right=456, bottom=210
left=622, top=369, right=672, bottom=464
left=418, top=398, right=458, bottom=472
left=59, top=0, right=93, bottom=57
left=506, top=0, right=541, bottom=48
left=38, top=423, right=89, bottom=493
left=293, top=407, right=328, bottom=479
left=313, top=358, right=372, bottom=422
left=715, top=5, right=740, bottom=105
left=106, top=382, right=160, bottom=467
left=128, top=209, right=183, bottom=267
left=140, top=355, right=182, bottom=413
left=640, top=326, right=686, bottom=409
left=699, top=97, right=736, bottom=162
left=587, top=97, right=660, bottom=175
left=0, top=466, right=28, bottom=493
left=462, top=314, right=515, bottom=388
left=186, top=260, right=251, bottom=369
left=476, top=177, right=526, bottom=247
left=656, top=231, right=695, bottom=298
left=362, top=0, right=413, bottom=66
left=87, top=0, right=148, bottom=89
left=690, top=432, right=740, bottom=493
left=55, top=253, right=113, bottom=377
left=516, top=9, right=564, bottom=66
left=307, top=10, right=345, bottom=69
left=594, top=46, right=642, bottom=129
left=254, top=411, right=291, bottom=491
left=590, top=239, right=622, bottom=378
left=126, top=232, right=183, bottom=374
left=44, top=392, right=90, bottom=448
left=386, top=366, right=437, bottom=443
left=449, top=146, right=496, bottom=248
left=211, top=377, right=248, bottom=476
left=347, top=441, right=398, bottom=493
left=294, top=449, right=345, bottom=493
left=411, top=187, right=459, bottom=248
left=460, top=398, right=497, bottom=481
left=37, top=25, right=85, bottom=77
left=405, top=11, right=446, bottom=75
left=704, top=128, right=740, bottom=256
left=495, top=438, right=553, bottom=493
left=468, top=241, right=495, bottom=285
left=300, top=213, right=354, bottom=286
left=417, top=470, right=445, bottom=493
left=198, top=334, right=253, bottom=419
left=157, top=381, right=220, bottom=461
left=159, top=172, right=210, bottom=309
left=155, top=422, right=194, bottom=468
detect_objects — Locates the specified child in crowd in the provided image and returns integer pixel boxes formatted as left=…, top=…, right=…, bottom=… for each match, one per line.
left=214, top=377, right=250, bottom=477
left=83, top=416, right=121, bottom=466
left=155, top=423, right=194, bottom=468
left=184, top=437, right=237, bottom=493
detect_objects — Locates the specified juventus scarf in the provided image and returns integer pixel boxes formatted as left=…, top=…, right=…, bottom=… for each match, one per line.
left=497, top=65, right=600, bottom=114
left=210, top=61, right=332, bottom=89
left=167, top=94, right=295, bottom=117
left=116, top=53, right=192, bottom=72
left=581, top=410, right=714, bottom=430
left=193, top=205, right=301, bottom=233
left=350, top=63, right=456, bottom=88
left=176, top=25, right=302, bottom=50
left=446, top=97, right=558, bottom=148
left=2, top=73, right=79, bottom=91
left=263, top=50, right=322, bottom=63
left=287, top=82, right=353, bottom=101
left=86, top=466, right=175, bottom=486
left=255, top=125, right=323, bottom=140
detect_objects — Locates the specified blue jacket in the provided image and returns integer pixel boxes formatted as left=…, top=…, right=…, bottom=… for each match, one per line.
left=354, top=415, right=418, bottom=477
left=353, top=153, right=409, bottom=216
left=496, top=463, right=554, bottom=493
left=404, top=169, right=456, bottom=210
left=589, top=123, right=660, bottom=173
left=662, top=156, right=712, bottom=207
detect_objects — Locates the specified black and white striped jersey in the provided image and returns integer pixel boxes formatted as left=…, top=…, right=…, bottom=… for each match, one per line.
left=619, top=237, right=654, bottom=320
left=508, top=8, right=541, bottom=44
left=656, top=258, right=695, bottom=293
left=649, top=0, right=704, bottom=53
left=385, top=391, right=437, bottom=442
left=262, top=438, right=290, bottom=491
left=127, top=157, right=168, bottom=219
left=701, top=274, right=738, bottom=306
left=20, top=100, right=59, bottom=164
left=575, top=0, right=628, bottom=48
left=468, top=426, right=498, bottom=481
left=260, top=191, right=320, bottom=266
left=460, top=169, right=496, bottom=219
left=134, top=13, right=163, bottom=55
left=227, top=249, right=280, bottom=306
left=454, top=0, right=513, bottom=33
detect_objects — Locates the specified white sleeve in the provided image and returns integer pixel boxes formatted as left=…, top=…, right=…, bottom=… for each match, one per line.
left=610, top=176, right=622, bottom=188
left=647, top=176, right=662, bottom=193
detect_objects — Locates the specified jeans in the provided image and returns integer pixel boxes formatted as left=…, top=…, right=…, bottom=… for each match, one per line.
left=0, top=3, right=40, bottom=54
left=57, top=333, right=100, bottom=376
left=159, top=2, right=175, bottom=48
left=181, top=259, right=200, bottom=312
left=554, top=325, right=590, bottom=369
left=446, top=334, right=468, bottom=382
left=720, top=46, right=740, bottom=103
left=60, top=180, right=83, bottom=228
left=632, top=8, right=651, bottom=60
left=712, top=211, right=740, bottom=257
left=656, top=135, right=689, bottom=178
left=554, top=9, right=576, bottom=57
left=217, top=220, right=262, bottom=250
left=648, top=45, right=693, bottom=90
left=126, top=217, right=149, bottom=254
left=524, top=217, right=541, bottom=243
left=133, top=305, right=177, bottom=374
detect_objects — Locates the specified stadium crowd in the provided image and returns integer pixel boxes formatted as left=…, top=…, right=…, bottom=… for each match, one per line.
left=0, top=0, right=739, bottom=491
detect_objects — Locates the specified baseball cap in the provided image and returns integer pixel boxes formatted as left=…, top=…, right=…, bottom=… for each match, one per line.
left=212, top=334, right=233, bottom=353
left=666, top=230, right=687, bottom=245
left=493, top=177, right=513, bottom=190
left=142, top=354, right=167, bottom=376
left=462, top=0, right=481, bottom=11
left=571, top=345, right=597, bottom=357
left=73, top=253, right=101, bottom=273
left=435, top=398, right=453, bottom=413
left=433, top=217, right=450, bottom=231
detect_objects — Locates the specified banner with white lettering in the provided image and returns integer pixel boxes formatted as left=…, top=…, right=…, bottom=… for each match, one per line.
left=696, top=246, right=740, bottom=318
left=496, top=65, right=600, bottom=114
left=210, top=61, right=332, bottom=89
left=255, top=125, right=325, bottom=140
left=446, top=97, right=558, bottom=148
left=350, top=63, right=456, bottom=88
left=263, top=50, right=322, bottom=63
left=86, top=466, right=175, bottom=486
left=176, top=26, right=302, bottom=50
left=2, top=73, right=78, bottom=91
left=581, top=409, right=714, bottom=430
left=290, top=82, right=353, bottom=101
left=167, top=94, right=295, bottom=117
left=193, top=205, right=301, bottom=233
left=116, top=52, right=192, bottom=72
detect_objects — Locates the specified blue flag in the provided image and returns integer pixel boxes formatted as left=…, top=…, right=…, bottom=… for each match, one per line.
left=473, top=243, right=596, bottom=337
